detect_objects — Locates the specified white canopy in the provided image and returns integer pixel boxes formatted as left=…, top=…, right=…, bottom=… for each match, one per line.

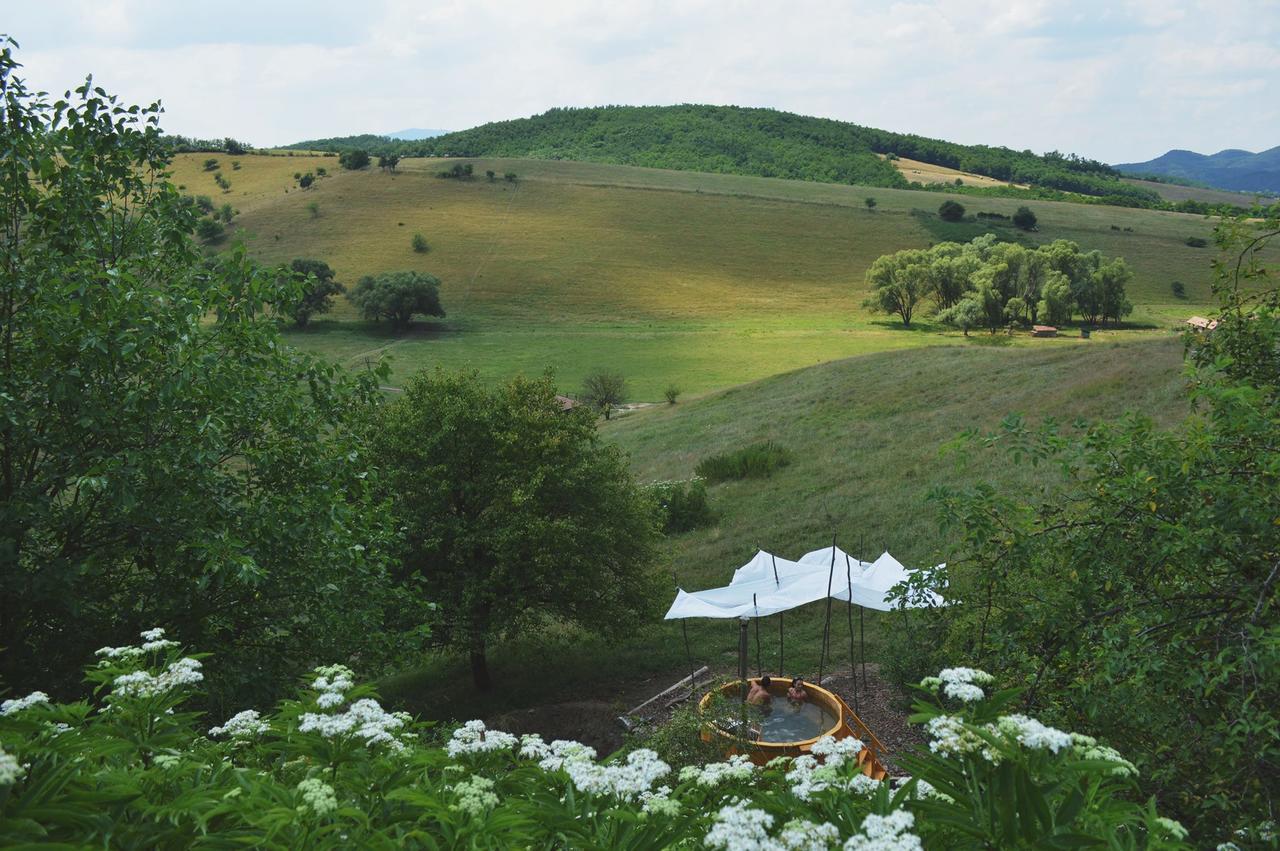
left=664, top=547, right=945, bottom=620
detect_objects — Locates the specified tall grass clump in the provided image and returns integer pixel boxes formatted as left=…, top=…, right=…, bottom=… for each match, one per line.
left=695, top=441, right=792, bottom=483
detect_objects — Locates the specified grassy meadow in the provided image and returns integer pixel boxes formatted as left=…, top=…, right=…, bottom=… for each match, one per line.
left=382, top=336, right=1190, bottom=720
left=171, top=152, right=1223, bottom=399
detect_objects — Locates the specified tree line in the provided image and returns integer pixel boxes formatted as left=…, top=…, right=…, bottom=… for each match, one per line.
left=863, top=234, right=1132, bottom=331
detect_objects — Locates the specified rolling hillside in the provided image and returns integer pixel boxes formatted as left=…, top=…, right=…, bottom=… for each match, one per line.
left=1117, top=146, right=1280, bottom=194
left=386, top=336, right=1190, bottom=718
left=170, top=152, right=1223, bottom=399
left=285, top=105, right=1154, bottom=204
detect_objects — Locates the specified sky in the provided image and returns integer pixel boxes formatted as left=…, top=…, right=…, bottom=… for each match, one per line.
left=5, top=0, right=1278, bottom=163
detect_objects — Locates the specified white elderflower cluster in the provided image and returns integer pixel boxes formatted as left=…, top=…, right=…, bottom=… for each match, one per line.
left=1069, top=733, right=1138, bottom=777
left=1, top=691, right=50, bottom=716
left=518, top=732, right=551, bottom=760
left=810, top=735, right=865, bottom=768
left=925, top=714, right=991, bottom=760
left=536, top=739, right=597, bottom=772
left=785, top=753, right=880, bottom=802
left=209, top=709, right=270, bottom=739
left=563, top=748, right=670, bottom=801
left=112, top=657, right=204, bottom=698
left=640, top=785, right=680, bottom=817
left=95, top=645, right=144, bottom=661
left=445, top=720, right=519, bottom=758
left=296, top=778, right=338, bottom=817
left=705, top=801, right=777, bottom=850
left=920, top=668, right=995, bottom=703
left=678, top=753, right=755, bottom=787
left=310, top=664, right=355, bottom=709
left=0, top=747, right=26, bottom=786
left=779, top=818, right=841, bottom=849
left=450, top=775, right=499, bottom=818
left=298, top=699, right=409, bottom=751
left=843, top=810, right=922, bottom=851
left=992, top=714, right=1072, bottom=754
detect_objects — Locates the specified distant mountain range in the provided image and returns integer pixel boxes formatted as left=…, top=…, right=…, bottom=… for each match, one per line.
left=1115, top=147, right=1280, bottom=194
left=386, top=128, right=447, bottom=140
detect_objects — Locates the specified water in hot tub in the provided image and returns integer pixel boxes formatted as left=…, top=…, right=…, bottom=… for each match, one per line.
left=758, top=701, right=837, bottom=742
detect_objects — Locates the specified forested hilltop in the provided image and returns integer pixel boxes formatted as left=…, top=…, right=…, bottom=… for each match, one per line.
left=285, top=104, right=1159, bottom=204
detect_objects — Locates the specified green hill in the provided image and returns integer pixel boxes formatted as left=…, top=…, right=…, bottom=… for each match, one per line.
left=285, top=104, right=1157, bottom=204
left=171, top=153, right=1223, bottom=399
left=384, top=336, right=1190, bottom=719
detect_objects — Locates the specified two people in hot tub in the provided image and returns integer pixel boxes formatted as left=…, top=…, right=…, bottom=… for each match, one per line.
left=746, top=676, right=809, bottom=711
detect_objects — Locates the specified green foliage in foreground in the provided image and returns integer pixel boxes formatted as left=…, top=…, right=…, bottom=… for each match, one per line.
left=890, top=214, right=1280, bottom=842
left=695, top=441, right=794, bottom=483
left=647, top=479, right=715, bottom=534
left=366, top=371, right=662, bottom=690
left=0, top=40, right=408, bottom=712
left=0, top=635, right=1190, bottom=848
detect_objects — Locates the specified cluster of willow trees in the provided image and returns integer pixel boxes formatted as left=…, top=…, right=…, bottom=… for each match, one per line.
left=863, top=235, right=1132, bottom=331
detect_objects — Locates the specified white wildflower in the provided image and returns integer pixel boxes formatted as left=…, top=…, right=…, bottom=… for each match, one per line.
left=779, top=818, right=841, bottom=849
left=563, top=748, right=670, bottom=801
left=921, top=668, right=995, bottom=703
left=0, top=748, right=25, bottom=785
left=993, top=714, right=1072, bottom=754
left=112, top=657, right=203, bottom=698
left=1074, top=740, right=1138, bottom=777
left=786, top=752, right=880, bottom=801
left=925, top=714, right=988, bottom=759
left=640, top=785, right=681, bottom=817
left=296, top=778, right=338, bottom=816
left=316, top=691, right=345, bottom=709
left=450, top=775, right=499, bottom=818
left=518, top=733, right=551, bottom=760
left=139, top=627, right=167, bottom=642
left=537, top=739, right=596, bottom=772
left=209, top=709, right=269, bottom=739
left=1, top=691, right=50, bottom=716
left=444, top=719, right=518, bottom=758
left=843, top=810, right=922, bottom=851
left=689, top=753, right=756, bottom=787
left=705, top=801, right=777, bottom=850
left=96, top=645, right=144, bottom=661
left=810, top=735, right=864, bottom=768
left=894, top=775, right=952, bottom=803
left=299, top=698, right=407, bottom=751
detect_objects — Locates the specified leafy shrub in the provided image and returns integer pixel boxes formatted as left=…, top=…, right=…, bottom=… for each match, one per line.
left=412, top=232, right=429, bottom=253
left=1012, top=205, right=1037, bottom=230
left=937, top=200, right=966, bottom=221
left=231, top=160, right=241, bottom=170
left=664, top=384, right=680, bottom=405
left=194, top=216, right=224, bottom=243
left=202, top=157, right=219, bottom=171
left=648, top=479, right=714, bottom=533
left=486, top=169, right=496, bottom=182
left=695, top=441, right=793, bottom=483
left=864, top=197, right=877, bottom=210
left=0, top=644, right=1190, bottom=848
left=307, top=201, right=320, bottom=219
left=504, top=171, right=517, bottom=183
left=580, top=371, right=627, bottom=420
left=348, top=270, right=445, bottom=331
left=299, top=173, right=314, bottom=189
left=1170, top=280, right=1186, bottom=299
left=1184, top=236, right=1208, bottom=248
left=338, top=149, right=370, bottom=170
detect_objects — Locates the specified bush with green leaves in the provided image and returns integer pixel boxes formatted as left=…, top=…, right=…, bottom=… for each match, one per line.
left=0, top=640, right=1190, bottom=848
left=194, top=215, right=225, bottom=243
left=338, top=148, right=370, bottom=170
left=411, top=232, right=429, bottom=253
left=0, top=41, right=407, bottom=712
left=580, top=371, right=628, bottom=420
left=937, top=199, right=966, bottom=221
left=648, top=478, right=715, bottom=534
left=1012, top=205, right=1037, bottom=231
left=347, top=270, right=445, bottom=331
left=696, top=441, right=793, bottom=483
left=281, top=259, right=345, bottom=328
left=891, top=212, right=1280, bottom=841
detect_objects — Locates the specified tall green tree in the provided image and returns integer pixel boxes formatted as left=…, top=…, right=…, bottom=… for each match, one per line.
left=862, top=248, right=930, bottom=327
left=0, top=41, right=401, bottom=710
left=367, top=370, right=661, bottom=690
left=284, top=258, right=345, bottom=327
left=348, top=270, right=445, bottom=331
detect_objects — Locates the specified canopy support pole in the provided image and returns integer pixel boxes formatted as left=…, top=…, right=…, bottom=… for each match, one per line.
left=675, top=570, right=697, bottom=701
left=738, top=617, right=750, bottom=701
left=860, top=607, right=868, bottom=693
left=845, top=552, right=859, bottom=715
left=771, top=552, right=783, bottom=676
left=817, top=534, right=836, bottom=685
left=753, top=594, right=762, bottom=677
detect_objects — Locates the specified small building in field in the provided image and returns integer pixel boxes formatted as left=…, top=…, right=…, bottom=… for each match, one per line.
left=1185, top=316, right=1219, bottom=332
left=1032, top=325, right=1058, bottom=337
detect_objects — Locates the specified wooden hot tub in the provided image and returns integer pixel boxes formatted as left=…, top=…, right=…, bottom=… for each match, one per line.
left=698, top=677, right=887, bottom=778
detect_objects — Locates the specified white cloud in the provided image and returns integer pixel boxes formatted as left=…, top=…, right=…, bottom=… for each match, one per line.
left=5, top=0, right=1278, bottom=161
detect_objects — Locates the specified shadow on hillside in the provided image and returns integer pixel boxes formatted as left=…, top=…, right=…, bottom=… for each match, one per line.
left=283, top=318, right=460, bottom=339
left=866, top=319, right=942, bottom=333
